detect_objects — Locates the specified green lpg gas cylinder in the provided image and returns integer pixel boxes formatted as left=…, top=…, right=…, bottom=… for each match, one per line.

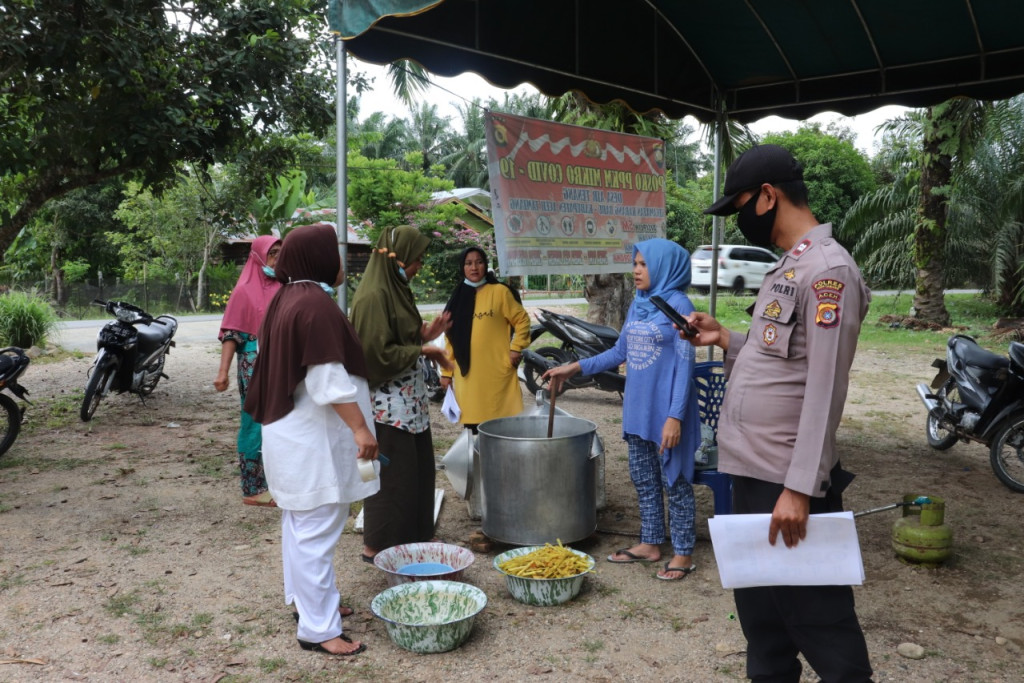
left=891, top=494, right=953, bottom=566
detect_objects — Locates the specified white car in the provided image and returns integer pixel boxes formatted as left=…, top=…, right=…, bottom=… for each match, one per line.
left=689, top=244, right=778, bottom=294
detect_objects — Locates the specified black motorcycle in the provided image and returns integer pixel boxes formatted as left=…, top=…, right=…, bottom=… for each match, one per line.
left=80, top=299, right=178, bottom=422
left=521, top=308, right=624, bottom=397
left=0, top=347, right=32, bottom=457
left=918, top=334, right=1024, bottom=492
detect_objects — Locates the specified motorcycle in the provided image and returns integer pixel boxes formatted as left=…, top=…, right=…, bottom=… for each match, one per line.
left=521, top=308, right=624, bottom=397
left=917, top=333, right=1024, bottom=492
left=0, top=347, right=32, bottom=457
left=80, top=299, right=179, bottom=422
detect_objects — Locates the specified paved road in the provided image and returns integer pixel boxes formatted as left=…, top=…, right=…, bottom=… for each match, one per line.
left=53, top=290, right=974, bottom=354
left=53, top=299, right=589, bottom=353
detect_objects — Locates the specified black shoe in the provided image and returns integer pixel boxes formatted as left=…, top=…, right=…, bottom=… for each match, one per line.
left=297, top=634, right=365, bottom=656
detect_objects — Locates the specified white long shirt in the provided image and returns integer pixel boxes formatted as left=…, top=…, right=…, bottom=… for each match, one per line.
left=263, top=362, right=381, bottom=510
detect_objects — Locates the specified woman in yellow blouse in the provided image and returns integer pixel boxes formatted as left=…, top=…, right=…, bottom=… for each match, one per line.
left=440, top=247, right=531, bottom=429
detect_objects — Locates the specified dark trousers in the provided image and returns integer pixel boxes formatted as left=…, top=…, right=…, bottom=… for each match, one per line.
left=362, top=424, right=436, bottom=552
left=731, top=474, right=873, bottom=683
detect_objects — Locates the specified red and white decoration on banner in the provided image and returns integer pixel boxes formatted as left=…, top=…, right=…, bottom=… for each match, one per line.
left=485, top=112, right=667, bottom=277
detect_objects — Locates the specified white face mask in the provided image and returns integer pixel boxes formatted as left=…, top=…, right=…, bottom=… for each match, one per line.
left=464, top=278, right=485, bottom=288
left=287, top=279, right=335, bottom=297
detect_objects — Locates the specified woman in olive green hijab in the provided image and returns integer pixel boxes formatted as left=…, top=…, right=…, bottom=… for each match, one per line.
left=350, top=226, right=451, bottom=560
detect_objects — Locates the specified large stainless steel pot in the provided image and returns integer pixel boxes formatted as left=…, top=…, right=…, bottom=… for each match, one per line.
left=476, top=415, right=597, bottom=545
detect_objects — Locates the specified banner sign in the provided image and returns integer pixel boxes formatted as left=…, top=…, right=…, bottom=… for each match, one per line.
left=485, top=112, right=667, bottom=276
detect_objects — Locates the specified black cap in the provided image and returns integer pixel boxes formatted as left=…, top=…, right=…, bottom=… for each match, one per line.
left=703, top=144, right=804, bottom=216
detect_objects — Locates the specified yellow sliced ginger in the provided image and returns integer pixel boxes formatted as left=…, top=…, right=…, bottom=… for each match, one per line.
left=498, top=541, right=590, bottom=578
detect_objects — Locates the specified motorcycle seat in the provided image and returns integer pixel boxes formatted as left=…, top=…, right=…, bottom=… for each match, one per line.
left=1009, top=341, right=1024, bottom=371
left=575, top=319, right=620, bottom=342
left=136, top=317, right=178, bottom=348
left=951, top=335, right=1009, bottom=371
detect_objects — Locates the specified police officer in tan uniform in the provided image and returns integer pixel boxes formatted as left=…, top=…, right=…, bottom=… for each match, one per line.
left=684, top=145, right=873, bottom=683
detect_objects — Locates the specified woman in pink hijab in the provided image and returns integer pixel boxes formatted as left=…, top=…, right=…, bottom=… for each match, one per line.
left=214, top=235, right=282, bottom=506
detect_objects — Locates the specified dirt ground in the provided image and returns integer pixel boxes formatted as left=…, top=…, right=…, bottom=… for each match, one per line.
left=1, top=314, right=1023, bottom=682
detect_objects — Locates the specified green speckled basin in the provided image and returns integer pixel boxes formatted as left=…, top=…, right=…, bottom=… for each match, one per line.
left=370, top=580, right=487, bottom=653
left=493, top=546, right=595, bottom=606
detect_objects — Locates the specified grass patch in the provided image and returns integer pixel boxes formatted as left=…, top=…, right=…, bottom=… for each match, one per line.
left=104, top=591, right=142, bottom=617
left=0, top=572, right=27, bottom=591
left=258, top=657, right=287, bottom=674
left=192, top=454, right=227, bottom=478
left=689, top=292, right=1003, bottom=356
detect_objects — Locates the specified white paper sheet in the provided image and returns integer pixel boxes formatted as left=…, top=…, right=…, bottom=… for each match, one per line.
left=441, top=386, right=461, bottom=423
left=708, top=511, right=865, bottom=589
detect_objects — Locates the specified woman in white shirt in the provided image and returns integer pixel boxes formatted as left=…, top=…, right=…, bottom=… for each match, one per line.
left=245, top=224, right=378, bottom=657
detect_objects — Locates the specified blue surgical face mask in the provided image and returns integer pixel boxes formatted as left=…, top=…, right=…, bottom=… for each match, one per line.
left=262, top=266, right=276, bottom=279
left=464, top=277, right=485, bottom=288
left=319, top=282, right=335, bottom=296
left=398, top=267, right=408, bottom=281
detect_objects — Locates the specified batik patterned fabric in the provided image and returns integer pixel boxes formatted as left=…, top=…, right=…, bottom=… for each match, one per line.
left=222, top=331, right=266, bottom=496
left=372, top=361, right=430, bottom=434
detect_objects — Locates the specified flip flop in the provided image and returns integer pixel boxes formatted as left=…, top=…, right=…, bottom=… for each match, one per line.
left=242, top=491, right=277, bottom=507
left=656, top=562, right=696, bottom=581
left=297, top=633, right=365, bottom=657
left=606, top=548, right=658, bottom=564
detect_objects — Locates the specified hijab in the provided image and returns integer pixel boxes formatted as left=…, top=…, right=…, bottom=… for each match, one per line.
left=631, top=238, right=692, bottom=320
left=350, top=226, right=431, bottom=385
left=219, top=235, right=281, bottom=336
left=243, top=224, right=368, bottom=425
left=443, top=246, right=522, bottom=376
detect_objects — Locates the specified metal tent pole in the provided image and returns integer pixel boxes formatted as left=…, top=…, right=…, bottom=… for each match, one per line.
left=706, top=112, right=727, bottom=362
left=336, top=35, right=349, bottom=312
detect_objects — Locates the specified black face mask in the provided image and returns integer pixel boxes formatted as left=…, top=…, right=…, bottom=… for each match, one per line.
left=736, top=190, right=777, bottom=249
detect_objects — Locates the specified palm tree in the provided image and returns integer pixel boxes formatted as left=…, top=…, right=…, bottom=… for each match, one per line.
left=406, top=101, right=453, bottom=173
left=839, top=119, right=921, bottom=288
left=956, top=95, right=1024, bottom=314
left=352, top=111, right=409, bottom=162
left=911, top=98, right=988, bottom=325
left=439, top=100, right=490, bottom=188
left=386, top=60, right=431, bottom=108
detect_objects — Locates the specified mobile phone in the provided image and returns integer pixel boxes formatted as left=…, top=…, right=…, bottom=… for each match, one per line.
left=649, top=295, right=698, bottom=336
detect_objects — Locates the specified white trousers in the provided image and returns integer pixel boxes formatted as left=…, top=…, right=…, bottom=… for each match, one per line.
left=281, top=503, right=350, bottom=643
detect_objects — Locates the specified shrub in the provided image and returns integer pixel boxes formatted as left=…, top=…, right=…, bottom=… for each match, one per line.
left=0, top=290, right=59, bottom=348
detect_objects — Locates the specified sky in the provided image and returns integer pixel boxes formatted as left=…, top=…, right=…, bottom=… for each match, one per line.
left=349, top=57, right=910, bottom=158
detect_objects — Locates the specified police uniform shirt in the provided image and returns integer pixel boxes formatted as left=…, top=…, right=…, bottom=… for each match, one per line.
left=717, top=223, right=870, bottom=496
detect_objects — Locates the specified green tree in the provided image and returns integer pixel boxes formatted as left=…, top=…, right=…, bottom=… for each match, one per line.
left=113, top=167, right=247, bottom=310
left=839, top=121, right=921, bottom=289
left=2, top=182, right=124, bottom=304
left=352, top=111, right=410, bottom=163
left=911, top=98, right=988, bottom=325
left=760, top=125, right=876, bottom=231
left=405, top=102, right=455, bottom=174
left=439, top=100, right=490, bottom=189
left=952, top=96, right=1024, bottom=314
left=345, top=151, right=464, bottom=243
left=1, top=0, right=335, bottom=253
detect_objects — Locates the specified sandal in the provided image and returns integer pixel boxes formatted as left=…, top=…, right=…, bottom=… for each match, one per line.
left=297, top=633, right=365, bottom=656
left=607, top=547, right=658, bottom=564
left=656, top=562, right=696, bottom=581
left=242, top=491, right=277, bottom=507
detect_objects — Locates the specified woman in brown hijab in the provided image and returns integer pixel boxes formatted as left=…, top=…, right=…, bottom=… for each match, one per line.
left=350, top=226, right=452, bottom=561
left=245, top=224, right=378, bottom=657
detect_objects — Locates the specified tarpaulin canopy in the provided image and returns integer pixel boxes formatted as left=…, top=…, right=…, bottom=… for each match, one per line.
left=339, top=0, right=1024, bottom=123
